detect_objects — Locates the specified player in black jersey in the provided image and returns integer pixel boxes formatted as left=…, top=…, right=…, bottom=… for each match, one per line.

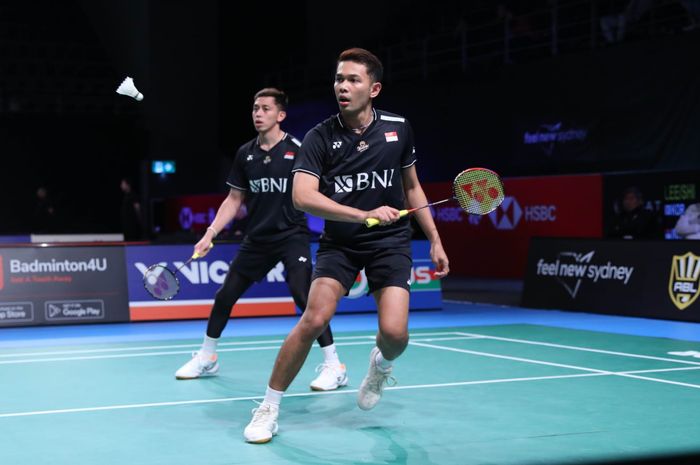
left=245, top=50, right=449, bottom=444
left=175, top=88, right=347, bottom=392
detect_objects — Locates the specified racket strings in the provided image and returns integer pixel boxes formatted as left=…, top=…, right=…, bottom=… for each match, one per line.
left=453, top=169, right=504, bottom=215
left=144, top=265, right=180, bottom=300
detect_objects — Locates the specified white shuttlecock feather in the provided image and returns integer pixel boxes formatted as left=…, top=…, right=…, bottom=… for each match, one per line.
left=116, top=77, right=144, bottom=101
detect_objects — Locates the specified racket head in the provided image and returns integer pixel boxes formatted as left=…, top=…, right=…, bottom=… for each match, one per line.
left=143, top=264, right=180, bottom=301
left=453, top=167, right=505, bottom=215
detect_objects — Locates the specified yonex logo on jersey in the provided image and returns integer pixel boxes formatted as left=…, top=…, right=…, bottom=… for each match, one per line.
left=263, top=155, right=271, bottom=164
left=332, top=141, right=342, bottom=149
left=298, top=256, right=307, bottom=262
left=333, top=169, right=395, bottom=193
left=246, top=154, right=253, bottom=161
left=356, top=141, right=369, bottom=153
left=385, top=131, right=398, bottom=142
left=249, top=178, right=288, bottom=193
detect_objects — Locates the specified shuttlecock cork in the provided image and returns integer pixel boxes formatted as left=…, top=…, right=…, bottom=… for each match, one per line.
left=116, top=77, right=144, bottom=101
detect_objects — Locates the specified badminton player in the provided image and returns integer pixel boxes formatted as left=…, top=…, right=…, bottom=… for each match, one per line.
left=244, top=49, right=449, bottom=443
left=175, top=88, right=348, bottom=393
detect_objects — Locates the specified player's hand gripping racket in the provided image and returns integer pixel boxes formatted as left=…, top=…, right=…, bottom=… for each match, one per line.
left=143, top=243, right=213, bottom=300
left=365, top=167, right=505, bottom=227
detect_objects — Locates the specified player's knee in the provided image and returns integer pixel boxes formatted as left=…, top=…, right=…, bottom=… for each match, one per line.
left=299, top=310, right=331, bottom=339
left=380, top=327, right=409, bottom=349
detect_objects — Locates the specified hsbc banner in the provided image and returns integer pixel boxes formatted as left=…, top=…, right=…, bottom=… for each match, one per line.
left=522, top=238, right=700, bottom=322
left=125, top=241, right=441, bottom=321
left=0, top=246, right=129, bottom=327
left=161, top=194, right=225, bottom=235
left=422, top=174, right=603, bottom=278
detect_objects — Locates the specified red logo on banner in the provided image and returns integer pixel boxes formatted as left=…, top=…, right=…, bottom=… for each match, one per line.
left=0, top=255, right=4, bottom=290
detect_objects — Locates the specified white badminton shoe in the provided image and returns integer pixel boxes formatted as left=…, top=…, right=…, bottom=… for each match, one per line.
left=244, top=403, right=279, bottom=444
left=309, top=363, right=349, bottom=391
left=175, top=352, right=219, bottom=379
left=357, top=347, right=395, bottom=410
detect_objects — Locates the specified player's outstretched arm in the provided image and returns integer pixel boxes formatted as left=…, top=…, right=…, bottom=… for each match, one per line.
left=194, top=188, right=244, bottom=257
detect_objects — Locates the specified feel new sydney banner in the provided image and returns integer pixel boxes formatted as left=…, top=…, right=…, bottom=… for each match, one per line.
left=522, top=238, right=700, bottom=322
left=125, top=240, right=442, bottom=322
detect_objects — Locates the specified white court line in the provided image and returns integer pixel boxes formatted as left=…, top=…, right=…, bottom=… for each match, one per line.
left=411, top=341, right=700, bottom=390
left=455, top=331, right=700, bottom=366
left=0, top=335, right=480, bottom=365
left=0, top=331, right=460, bottom=359
left=3, top=365, right=698, bottom=419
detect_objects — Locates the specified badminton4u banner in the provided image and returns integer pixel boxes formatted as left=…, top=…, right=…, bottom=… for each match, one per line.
left=125, top=241, right=442, bottom=321
left=0, top=246, right=130, bottom=327
left=522, top=238, right=700, bottom=322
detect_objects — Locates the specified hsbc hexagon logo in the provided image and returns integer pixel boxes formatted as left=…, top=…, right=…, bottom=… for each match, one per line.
left=488, top=196, right=522, bottom=230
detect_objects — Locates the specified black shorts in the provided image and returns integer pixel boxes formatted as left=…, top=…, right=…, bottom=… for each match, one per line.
left=312, top=243, right=412, bottom=295
left=230, top=233, right=312, bottom=282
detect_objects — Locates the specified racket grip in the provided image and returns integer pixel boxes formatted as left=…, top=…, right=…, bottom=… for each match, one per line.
left=365, top=209, right=409, bottom=228
left=192, top=242, right=214, bottom=259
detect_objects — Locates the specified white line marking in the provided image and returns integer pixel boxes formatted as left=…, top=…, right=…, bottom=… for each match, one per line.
left=410, top=341, right=609, bottom=374
left=3, top=365, right=697, bottom=419
left=0, top=334, right=478, bottom=365
left=455, top=331, right=700, bottom=366
left=0, top=373, right=607, bottom=418
left=0, top=332, right=458, bottom=359
left=411, top=341, right=700, bottom=389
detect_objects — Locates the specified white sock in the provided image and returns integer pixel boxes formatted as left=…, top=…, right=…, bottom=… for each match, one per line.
left=321, top=343, right=341, bottom=366
left=200, top=335, right=218, bottom=356
left=263, top=386, right=284, bottom=407
left=374, top=348, right=393, bottom=371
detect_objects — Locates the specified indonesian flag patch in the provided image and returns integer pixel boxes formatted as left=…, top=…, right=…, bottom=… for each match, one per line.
left=384, top=131, right=398, bottom=142
left=284, top=151, right=295, bottom=160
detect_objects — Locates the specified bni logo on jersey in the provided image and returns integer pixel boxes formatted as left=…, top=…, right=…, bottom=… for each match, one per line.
left=668, top=252, right=700, bottom=310
left=333, top=169, right=395, bottom=193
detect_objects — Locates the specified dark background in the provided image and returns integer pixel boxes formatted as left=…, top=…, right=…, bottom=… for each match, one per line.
left=1, top=0, right=699, bottom=235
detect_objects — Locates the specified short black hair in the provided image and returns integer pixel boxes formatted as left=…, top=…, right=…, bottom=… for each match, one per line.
left=253, top=87, right=288, bottom=111
left=337, top=48, right=383, bottom=83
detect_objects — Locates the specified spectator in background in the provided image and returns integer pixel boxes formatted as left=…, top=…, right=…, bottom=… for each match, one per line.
left=608, top=186, right=658, bottom=239
left=120, top=177, right=144, bottom=241
left=601, top=0, right=700, bottom=43
left=681, top=0, right=700, bottom=31
left=674, top=203, right=700, bottom=239
left=31, top=185, right=58, bottom=233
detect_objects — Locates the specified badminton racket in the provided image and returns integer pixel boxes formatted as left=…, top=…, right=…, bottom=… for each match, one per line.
left=365, top=167, right=505, bottom=227
left=143, top=243, right=213, bottom=300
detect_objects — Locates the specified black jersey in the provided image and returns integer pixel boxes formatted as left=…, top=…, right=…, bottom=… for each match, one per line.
left=292, top=108, right=417, bottom=248
left=227, top=133, right=308, bottom=242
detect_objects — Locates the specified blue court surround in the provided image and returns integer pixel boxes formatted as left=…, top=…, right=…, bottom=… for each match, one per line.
left=1, top=301, right=699, bottom=348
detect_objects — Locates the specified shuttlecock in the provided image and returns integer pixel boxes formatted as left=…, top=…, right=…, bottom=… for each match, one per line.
left=116, top=77, right=144, bottom=101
